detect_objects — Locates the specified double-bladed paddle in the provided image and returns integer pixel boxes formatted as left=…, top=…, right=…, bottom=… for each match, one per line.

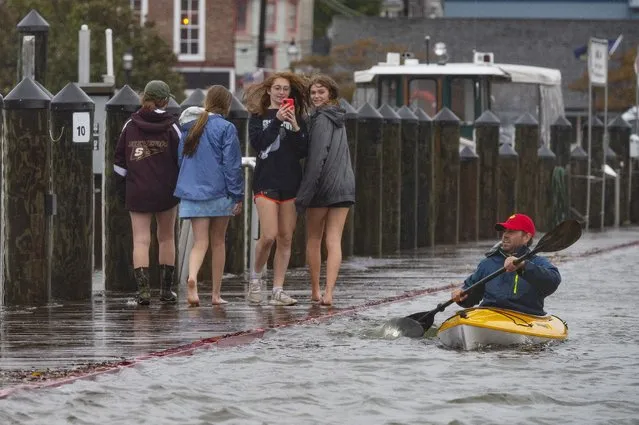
left=388, top=219, right=583, bottom=338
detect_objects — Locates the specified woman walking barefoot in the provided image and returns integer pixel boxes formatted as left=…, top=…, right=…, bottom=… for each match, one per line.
left=175, top=86, right=244, bottom=306
left=244, top=72, right=309, bottom=305
left=295, top=75, right=355, bottom=306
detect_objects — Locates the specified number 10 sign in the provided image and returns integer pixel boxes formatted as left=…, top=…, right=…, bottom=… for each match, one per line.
left=72, top=112, right=91, bottom=143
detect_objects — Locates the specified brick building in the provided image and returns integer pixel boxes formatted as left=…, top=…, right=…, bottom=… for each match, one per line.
left=130, top=0, right=236, bottom=92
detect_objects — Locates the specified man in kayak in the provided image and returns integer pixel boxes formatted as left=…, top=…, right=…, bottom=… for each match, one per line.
left=451, top=213, right=561, bottom=316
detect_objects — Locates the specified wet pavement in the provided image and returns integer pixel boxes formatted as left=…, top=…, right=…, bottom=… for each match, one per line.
left=1, top=226, right=638, bottom=393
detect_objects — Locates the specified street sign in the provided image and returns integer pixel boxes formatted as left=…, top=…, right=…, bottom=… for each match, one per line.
left=588, top=37, right=608, bottom=86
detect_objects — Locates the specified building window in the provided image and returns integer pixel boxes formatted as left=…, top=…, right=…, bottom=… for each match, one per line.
left=266, top=0, right=277, bottom=32
left=174, top=0, right=206, bottom=61
left=130, top=0, right=148, bottom=25
left=236, top=0, right=249, bottom=33
left=287, top=0, right=297, bottom=33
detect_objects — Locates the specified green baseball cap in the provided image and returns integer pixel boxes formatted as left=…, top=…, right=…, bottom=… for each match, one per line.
left=143, top=80, right=174, bottom=100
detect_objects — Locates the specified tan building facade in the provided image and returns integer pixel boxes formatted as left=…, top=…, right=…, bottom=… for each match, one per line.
left=235, top=0, right=314, bottom=85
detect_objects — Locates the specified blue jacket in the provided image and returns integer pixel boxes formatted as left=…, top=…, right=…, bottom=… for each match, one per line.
left=459, top=245, right=561, bottom=316
left=174, top=108, right=244, bottom=202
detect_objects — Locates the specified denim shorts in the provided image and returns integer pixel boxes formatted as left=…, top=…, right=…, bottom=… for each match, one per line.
left=179, top=197, right=235, bottom=218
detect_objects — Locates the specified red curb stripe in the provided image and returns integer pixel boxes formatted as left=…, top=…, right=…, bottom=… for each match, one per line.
left=1, top=239, right=637, bottom=399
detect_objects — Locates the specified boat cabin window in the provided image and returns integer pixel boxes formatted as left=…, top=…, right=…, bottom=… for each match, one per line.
left=379, top=77, right=400, bottom=107
left=408, top=78, right=437, bottom=117
left=353, top=84, right=377, bottom=109
left=450, top=78, right=476, bottom=124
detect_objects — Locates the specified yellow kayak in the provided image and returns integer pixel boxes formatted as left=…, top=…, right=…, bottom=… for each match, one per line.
left=437, top=307, right=568, bottom=350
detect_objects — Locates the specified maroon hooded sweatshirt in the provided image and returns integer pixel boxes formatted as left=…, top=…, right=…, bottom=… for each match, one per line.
left=113, top=108, right=181, bottom=212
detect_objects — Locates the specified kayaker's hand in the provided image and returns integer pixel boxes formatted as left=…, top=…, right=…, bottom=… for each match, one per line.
left=504, top=256, right=526, bottom=272
left=452, top=289, right=467, bottom=303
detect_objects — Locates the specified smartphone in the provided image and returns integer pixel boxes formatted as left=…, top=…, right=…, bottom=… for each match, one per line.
left=282, top=98, right=294, bottom=108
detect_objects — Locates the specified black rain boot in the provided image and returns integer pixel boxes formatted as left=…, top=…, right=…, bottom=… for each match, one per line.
left=134, top=267, right=151, bottom=305
left=159, top=264, right=178, bottom=304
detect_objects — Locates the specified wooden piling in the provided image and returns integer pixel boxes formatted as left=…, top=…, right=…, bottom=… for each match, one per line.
left=514, top=113, right=539, bottom=218
left=378, top=104, right=401, bottom=254
left=2, top=78, right=51, bottom=305
left=432, top=108, right=460, bottom=245
left=413, top=107, right=432, bottom=248
left=459, top=146, right=479, bottom=242
left=339, top=98, right=358, bottom=258
left=397, top=106, right=418, bottom=250
left=353, top=103, right=383, bottom=257
left=497, top=144, right=519, bottom=231
left=50, top=83, right=95, bottom=300
left=104, top=85, right=140, bottom=291
left=475, top=110, right=501, bottom=240
left=537, top=145, right=556, bottom=233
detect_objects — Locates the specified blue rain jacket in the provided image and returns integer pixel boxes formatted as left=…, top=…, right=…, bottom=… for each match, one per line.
left=174, top=108, right=244, bottom=203
left=459, top=245, right=561, bottom=316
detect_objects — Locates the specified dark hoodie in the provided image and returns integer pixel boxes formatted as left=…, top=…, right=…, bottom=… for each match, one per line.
left=295, top=105, right=355, bottom=212
left=113, top=108, right=181, bottom=212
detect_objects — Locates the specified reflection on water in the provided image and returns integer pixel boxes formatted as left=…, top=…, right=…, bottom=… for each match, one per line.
left=1, top=249, right=638, bottom=425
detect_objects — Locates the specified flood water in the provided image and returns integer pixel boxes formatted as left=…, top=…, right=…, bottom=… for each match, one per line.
left=1, top=246, right=638, bottom=425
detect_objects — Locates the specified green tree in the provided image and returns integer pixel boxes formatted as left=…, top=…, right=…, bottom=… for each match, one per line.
left=568, top=48, right=636, bottom=112
left=314, top=0, right=383, bottom=38
left=0, top=0, right=185, bottom=100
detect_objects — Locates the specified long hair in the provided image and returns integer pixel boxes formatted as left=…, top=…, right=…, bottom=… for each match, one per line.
left=243, top=71, right=309, bottom=117
left=183, top=85, right=232, bottom=157
left=308, top=74, right=340, bottom=106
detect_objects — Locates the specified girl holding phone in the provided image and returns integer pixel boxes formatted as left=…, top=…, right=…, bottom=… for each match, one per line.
left=244, top=72, right=310, bottom=306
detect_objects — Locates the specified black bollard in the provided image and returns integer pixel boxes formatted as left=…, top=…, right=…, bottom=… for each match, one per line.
left=608, top=116, right=632, bottom=225
left=339, top=98, right=358, bottom=258
left=2, top=78, right=51, bottom=306
left=432, top=107, right=461, bottom=246
left=413, top=107, right=432, bottom=247
left=537, top=145, right=556, bottom=233
left=180, top=89, right=206, bottom=111
left=16, top=10, right=49, bottom=85
left=397, top=106, right=418, bottom=250
left=550, top=116, right=572, bottom=167
left=569, top=145, right=588, bottom=222
left=50, top=83, right=95, bottom=300
left=497, top=144, right=519, bottom=230
left=475, top=110, right=501, bottom=240
left=459, top=146, right=479, bottom=242
left=104, top=86, right=141, bottom=292
left=378, top=104, right=402, bottom=254
left=514, top=113, right=539, bottom=218
left=354, top=103, right=383, bottom=257
left=226, top=94, right=250, bottom=275
left=584, top=117, right=605, bottom=229
left=166, top=97, right=181, bottom=118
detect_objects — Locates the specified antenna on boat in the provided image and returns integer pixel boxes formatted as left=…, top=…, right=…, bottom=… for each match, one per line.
left=424, top=35, right=430, bottom=64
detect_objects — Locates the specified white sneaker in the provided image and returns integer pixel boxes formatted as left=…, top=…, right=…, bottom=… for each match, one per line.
left=269, top=290, right=298, bottom=306
left=247, top=277, right=263, bottom=304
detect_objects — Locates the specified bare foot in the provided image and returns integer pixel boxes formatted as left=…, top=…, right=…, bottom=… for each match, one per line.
left=211, top=296, right=228, bottom=305
left=311, top=294, right=321, bottom=303
left=320, top=294, right=332, bottom=306
left=187, top=277, right=200, bottom=307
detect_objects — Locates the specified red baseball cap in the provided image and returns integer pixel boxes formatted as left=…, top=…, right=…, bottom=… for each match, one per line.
left=495, top=213, right=536, bottom=236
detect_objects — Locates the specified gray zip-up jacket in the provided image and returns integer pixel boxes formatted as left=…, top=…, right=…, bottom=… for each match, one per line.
left=295, top=105, right=355, bottom=212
